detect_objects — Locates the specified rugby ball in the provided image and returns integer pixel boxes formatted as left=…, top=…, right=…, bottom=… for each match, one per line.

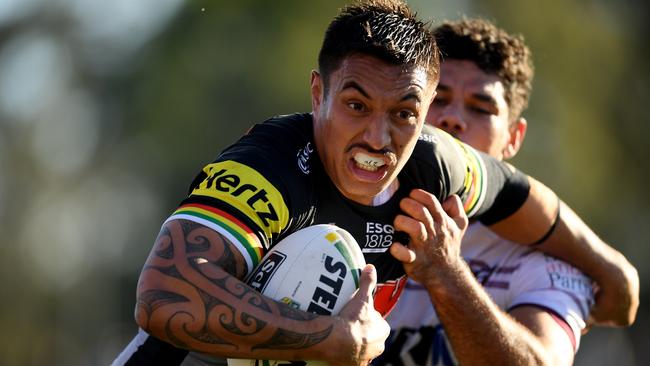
left=227, top=224, right=366, bottom=366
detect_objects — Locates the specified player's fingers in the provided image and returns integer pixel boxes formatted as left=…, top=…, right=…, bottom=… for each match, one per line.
left=399, top=196, right=435, bottom=234
left=389, top=241, right=416, bottom=264
left=356, top=264, right=378, bottom=304
left=409, top=189, right=445, bottom=224
left=394, top=214, right=427, bottom=243
left=441, top=195, right=468, bottom=231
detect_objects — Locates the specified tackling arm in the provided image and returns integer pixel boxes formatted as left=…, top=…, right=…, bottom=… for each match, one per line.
left=431, top=130, right=638, bottom=327
left=487, top=176, right=639, bottom=326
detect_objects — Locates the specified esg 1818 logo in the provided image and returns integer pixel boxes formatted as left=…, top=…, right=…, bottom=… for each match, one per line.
left=362, top=222, right=394, bottom=253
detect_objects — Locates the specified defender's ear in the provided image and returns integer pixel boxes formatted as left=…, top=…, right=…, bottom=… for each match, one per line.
left=310, top=70, right=323, bottom=114
left=502, top=117, right=527, bottom=159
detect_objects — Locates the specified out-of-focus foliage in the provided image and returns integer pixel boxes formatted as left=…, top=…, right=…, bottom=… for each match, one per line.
left=0, top=0, right=647, bottom=365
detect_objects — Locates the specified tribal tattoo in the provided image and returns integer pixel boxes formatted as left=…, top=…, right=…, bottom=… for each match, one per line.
left=136, top=219, right=330, bottom=355
left=252, top=327, right=333, bottom=351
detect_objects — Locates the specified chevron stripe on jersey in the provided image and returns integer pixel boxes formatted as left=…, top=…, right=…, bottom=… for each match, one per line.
left=167, top=203, right=264, bottom=273
left=439, top=131, right=487, bottom=217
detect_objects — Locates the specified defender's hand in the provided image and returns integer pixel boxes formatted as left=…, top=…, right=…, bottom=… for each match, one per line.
left=390, top=190, right=468, bottom=286
left=588, top=256, right=639, bottom=327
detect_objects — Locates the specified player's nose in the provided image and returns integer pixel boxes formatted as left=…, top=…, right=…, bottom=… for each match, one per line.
left=363, top=115, right=391, bottom=150
left=434, top=108, right=466, bottom=135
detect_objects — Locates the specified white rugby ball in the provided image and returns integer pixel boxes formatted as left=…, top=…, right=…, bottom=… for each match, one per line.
left=227, top=224, right=366, bottom=366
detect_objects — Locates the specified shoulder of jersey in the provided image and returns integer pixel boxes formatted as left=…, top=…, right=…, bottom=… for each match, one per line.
left=241, top=113, right=316, bottom=164
left=411, top=125, right=443, bottom=161
left=418, top=124, right=441, bottom=144
left=228, top=224, right=366, bottom=366
left=253, top=113, right=314, bottom=142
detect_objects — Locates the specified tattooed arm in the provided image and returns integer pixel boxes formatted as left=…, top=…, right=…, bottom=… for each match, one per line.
left=135, top=219, right=388, bottom=365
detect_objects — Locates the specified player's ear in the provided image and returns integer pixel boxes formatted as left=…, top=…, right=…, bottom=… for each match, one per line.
left=502, top=117, right=527, bottom=159
left=310, top=70, right=323, bottom=113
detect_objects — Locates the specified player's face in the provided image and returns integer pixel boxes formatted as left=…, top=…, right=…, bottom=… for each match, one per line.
left=311, top=54, right=436, bottom=205
left=427, top=60, right=518, bottom=159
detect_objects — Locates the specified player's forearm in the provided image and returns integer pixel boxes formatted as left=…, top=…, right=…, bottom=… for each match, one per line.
left=136, top=264, right=339, bottom=360
left=489, top=177, right=639, bottom=326
left=535, top=201, right=639, bottom=326
left=423, top=260, right=555, bottom=366
left=134, top=219, right=338, bottom=361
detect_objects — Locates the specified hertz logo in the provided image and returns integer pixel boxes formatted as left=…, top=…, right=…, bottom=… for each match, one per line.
left=203, top=168, right=278, bottom=226
left=192, top=161, right=289, bottom=238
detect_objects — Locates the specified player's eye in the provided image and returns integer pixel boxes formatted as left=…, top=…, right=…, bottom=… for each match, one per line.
left=397, top=109, right=415, bottom=120
left=394, top=109, right=417, bottom=124
left=347, top=101, right=366, bottom=112
left=470, top=106, right=491, bottom=115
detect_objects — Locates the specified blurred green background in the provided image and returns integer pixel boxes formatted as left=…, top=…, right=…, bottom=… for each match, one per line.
left=0, top=0, right=647, bottom=364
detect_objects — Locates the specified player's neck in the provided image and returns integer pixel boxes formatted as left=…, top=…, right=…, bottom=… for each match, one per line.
left=371, top=179, right=400, bottom=206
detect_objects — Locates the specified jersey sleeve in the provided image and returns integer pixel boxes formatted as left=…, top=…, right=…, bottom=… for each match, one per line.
left=167, top=114, right=316, bottom=275
left=415, top=126, right=530, bottom=223
left=506, top=253, right=595, bottom=351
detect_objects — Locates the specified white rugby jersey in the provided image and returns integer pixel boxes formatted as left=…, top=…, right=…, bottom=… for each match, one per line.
left=376, top=222, right=595, bottom=366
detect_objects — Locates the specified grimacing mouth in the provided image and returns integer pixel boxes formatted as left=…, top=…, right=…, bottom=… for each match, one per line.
left=352, top=152, right=388, bottom=172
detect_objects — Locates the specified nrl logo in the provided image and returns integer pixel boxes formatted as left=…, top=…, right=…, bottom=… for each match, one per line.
left=297, top=142, right=314, bottom=174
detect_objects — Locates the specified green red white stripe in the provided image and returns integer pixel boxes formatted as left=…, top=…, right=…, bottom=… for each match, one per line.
left=165, top=203, right=264, bottom=274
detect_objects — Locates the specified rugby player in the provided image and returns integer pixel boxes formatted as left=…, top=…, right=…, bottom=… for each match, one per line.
left=113, top=2, right=637, bottom=365
left=378, top=18, right=639, bottom=366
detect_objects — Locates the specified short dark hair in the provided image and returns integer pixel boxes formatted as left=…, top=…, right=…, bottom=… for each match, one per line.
left=318, top=0, right=439, bottom=93
left=434, top=18, right=534, bottom=120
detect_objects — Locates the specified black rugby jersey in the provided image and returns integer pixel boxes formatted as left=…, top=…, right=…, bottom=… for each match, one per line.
left=115, top=113, right=530, bottom=366
left=172, top=112, right=529, bottom=315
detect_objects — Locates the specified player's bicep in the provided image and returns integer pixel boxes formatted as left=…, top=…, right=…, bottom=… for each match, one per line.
left=135, top=219, right=251, bottom=335
left=141, top=218, right=249, bottom=282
